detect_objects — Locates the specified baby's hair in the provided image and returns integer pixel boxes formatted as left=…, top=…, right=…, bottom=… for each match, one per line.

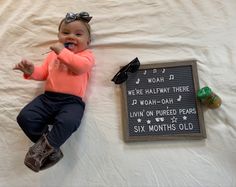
left=58, top=18, right=91, bottom=40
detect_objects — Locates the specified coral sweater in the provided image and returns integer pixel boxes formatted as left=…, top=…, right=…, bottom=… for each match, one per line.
left=25, top=48, right=95, bottom=98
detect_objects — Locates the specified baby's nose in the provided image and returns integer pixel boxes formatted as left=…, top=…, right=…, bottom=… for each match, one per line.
left=66, top=33, right=75, bottom=39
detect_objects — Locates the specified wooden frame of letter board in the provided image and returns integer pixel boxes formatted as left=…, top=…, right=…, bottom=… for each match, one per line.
left=120, top=59, right=205, bottom=142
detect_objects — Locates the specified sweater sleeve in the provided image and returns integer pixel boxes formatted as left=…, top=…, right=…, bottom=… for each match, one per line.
left=57, top=48, right=95, bottom=75
left=24, top=53, right=51, bottom=80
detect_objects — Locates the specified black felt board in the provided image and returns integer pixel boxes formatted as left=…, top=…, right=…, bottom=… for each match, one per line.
left=120, top=60, right=205, bottom=142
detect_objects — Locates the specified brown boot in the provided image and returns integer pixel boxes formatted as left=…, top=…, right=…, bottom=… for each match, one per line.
left=40, top=148, right=63, bottom=170
left=24, top=134, right=55, bottom=172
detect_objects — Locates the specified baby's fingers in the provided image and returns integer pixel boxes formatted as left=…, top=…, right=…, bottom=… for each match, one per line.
left=13, top=62, right=25, bottom=71
left=21, top=59, right=29, bottom=66
left=22, top=60, right=33, bottom=68
left=13, top=63, right=21, bottom=70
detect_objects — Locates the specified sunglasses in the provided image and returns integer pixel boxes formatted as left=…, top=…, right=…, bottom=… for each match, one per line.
left=111, top=57, right=140, bottom=84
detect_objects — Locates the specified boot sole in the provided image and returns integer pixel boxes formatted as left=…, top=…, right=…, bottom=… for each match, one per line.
left=24, top=160, right=40, bottom=172
left=40, top=152, right=64, bottom=170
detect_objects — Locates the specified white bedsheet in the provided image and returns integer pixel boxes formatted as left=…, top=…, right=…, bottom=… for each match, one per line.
left=0, top=0, right=236, bottom=187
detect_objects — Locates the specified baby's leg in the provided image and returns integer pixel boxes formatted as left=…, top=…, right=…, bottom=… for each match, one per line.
left=47, top=98, right=85, bottom=149
left=16, top=94, right=54, bottom=143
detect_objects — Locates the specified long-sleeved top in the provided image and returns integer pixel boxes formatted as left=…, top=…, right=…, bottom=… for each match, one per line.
left=25, top=48, right=95, bottom=98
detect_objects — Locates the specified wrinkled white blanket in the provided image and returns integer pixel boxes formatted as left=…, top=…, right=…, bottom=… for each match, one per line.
left=1, top=0, right=236, bottom=187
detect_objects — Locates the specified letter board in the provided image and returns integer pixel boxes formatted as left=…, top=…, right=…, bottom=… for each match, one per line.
left=120, top=60, right=205, bottom=142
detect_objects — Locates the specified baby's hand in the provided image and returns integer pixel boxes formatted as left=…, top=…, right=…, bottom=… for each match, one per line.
left=50, top=42, right=64, bottom=54
left=13, top=59, right=34, bottom=75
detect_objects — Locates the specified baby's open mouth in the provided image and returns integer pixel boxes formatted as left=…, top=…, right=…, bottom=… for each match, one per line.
left=64, top=42, right=76, bottom=50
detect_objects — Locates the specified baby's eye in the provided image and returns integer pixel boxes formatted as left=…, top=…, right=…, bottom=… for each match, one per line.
left=76, top=33, right=82, bottom=36
left=63, top=32, right=69, bottom=35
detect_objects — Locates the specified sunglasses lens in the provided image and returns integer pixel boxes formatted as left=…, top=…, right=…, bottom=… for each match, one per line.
left=111, top=72, right=128, bottom=84
left=129, top=63, right=140, bottom=73
left=128, top=58, right=140, bottom=73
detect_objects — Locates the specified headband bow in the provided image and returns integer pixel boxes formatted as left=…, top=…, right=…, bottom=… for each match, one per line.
left=65, top=12, right=92, bottom=23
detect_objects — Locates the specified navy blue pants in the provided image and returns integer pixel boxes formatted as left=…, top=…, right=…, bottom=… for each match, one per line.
left=17, top=91, right=85, bottom=149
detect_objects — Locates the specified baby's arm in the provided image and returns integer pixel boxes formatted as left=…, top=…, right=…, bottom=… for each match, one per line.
left=14, top=57, right=49, bottom=80
left=57, top=49, right=94, bottom=74
left=13, top=59, right=34, bottom=76
left=50, top=42, right=94, bottom=74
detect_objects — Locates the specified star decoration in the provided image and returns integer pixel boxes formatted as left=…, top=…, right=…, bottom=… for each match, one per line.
left=171, top=116, right=178, bottom=123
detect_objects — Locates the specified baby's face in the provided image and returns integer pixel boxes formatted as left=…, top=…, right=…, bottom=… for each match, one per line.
left=58, top=21, right=90, bottom=53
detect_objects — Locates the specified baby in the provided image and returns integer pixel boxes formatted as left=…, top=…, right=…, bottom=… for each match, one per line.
left=13, top=12, right=95, bottom=172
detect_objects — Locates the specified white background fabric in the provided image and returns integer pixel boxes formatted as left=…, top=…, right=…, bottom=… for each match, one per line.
left=0, top=0, right=236, bottom=187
